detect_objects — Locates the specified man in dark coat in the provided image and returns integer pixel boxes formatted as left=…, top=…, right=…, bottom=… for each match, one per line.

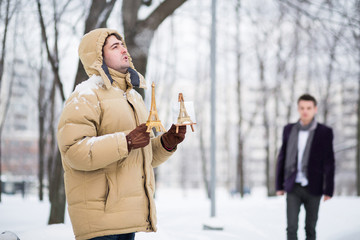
left=276, top=94, right=335, bottom=240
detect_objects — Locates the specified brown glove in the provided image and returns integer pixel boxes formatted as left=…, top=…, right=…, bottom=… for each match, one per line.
left=161, top=124, right=186, bottom=151
left=126, top=123, right=150, bottom=152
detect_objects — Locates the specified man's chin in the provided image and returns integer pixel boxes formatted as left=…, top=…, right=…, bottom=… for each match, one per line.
left=301, top=118, right=314, bottom=125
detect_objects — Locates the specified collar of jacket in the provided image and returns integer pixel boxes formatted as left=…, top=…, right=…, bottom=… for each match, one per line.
left=108, top=67, right=128, bottom=91
left=78, top=28, right=147, bottom=90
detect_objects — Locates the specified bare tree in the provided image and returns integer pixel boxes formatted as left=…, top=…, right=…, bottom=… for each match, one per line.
left=47, top=77, right=64, bottom=224
left=235, top=0, right=244, bottom=197
left=256, top=46, right=272, bottom=196
left=0, top=0, right=11, bottom=87
left=271, top=2, right=288, bottom=198
left=273, top=2, right=287, bottom=194
left=0, top=0, right=18, bottom=202
left=285, top=7, right=301, bottom=123
left=305, top=23, right=314, bottom=93
left=357, top=55, right=360, bottom=196
left=192, top=0, right=211, bottom=199
left=37, top=44, right=47, bottom=201
left=322, top=32, right=341, bottom=124
left=355, top=0, right=360, bottom=196
left=36, top=0, right=71, bottom=224
left=321, top=1, right=344, bottom=124
left=199, top=125, right=210, bottom=198
left=38, top=0, right=117, bottom=224
left=222, top=1, right=233, bottom=192
left=0, top=53, right=15, bottom=203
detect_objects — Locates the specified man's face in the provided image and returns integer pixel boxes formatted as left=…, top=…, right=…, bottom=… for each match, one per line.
left=297, top=100, right=317, bottom=124
left=103, top=35, right=130, bottom=73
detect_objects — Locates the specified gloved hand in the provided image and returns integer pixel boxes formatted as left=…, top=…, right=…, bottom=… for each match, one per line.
left=161, top=124, right=186, bottom=151
left=126, top=123, right=150, bottom=152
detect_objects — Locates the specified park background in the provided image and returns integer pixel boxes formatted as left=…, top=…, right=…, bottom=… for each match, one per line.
left=0, top=0, right=359, bottom=239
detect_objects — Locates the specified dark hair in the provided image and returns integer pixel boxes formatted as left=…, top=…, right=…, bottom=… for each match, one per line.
left=297, top=94, right=317, bottom=106
left=104, top=33, right=122, bottom=46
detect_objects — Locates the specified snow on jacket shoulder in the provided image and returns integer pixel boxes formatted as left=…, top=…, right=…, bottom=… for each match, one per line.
left=58, top=75, right=129, bottom=171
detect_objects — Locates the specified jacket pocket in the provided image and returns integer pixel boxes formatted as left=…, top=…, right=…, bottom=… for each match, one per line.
left=104, top=172, right=114, bottom=211
left=104, top=175, right=110, bottom=209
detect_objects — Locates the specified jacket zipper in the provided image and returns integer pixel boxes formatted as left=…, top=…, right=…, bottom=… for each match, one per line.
left=125, top=90, right=153, bottom=229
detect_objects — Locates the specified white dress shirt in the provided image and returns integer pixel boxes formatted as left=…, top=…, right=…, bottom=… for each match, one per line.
left=296, top=130, right=309, bottom=186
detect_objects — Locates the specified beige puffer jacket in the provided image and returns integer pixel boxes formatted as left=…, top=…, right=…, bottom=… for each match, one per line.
left=57, top=28, right=173, bottom=240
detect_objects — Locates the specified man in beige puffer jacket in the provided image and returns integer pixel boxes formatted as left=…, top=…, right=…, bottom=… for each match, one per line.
left=57, top=28, right=186, bottom=240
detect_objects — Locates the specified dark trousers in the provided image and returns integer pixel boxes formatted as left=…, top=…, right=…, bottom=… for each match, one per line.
left=286, top=184, right=321, bottom=240
left=89, top=233, right=135, bottom=240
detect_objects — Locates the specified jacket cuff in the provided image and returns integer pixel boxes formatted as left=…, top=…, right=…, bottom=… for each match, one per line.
left=155, top=135, right=176, bottom=154
left=151, top=135, right=174, bottom=167
left=115, top=132, right=130, bottom=158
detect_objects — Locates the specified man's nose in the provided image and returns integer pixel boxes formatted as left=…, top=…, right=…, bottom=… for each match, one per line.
left=120, top=45, right=127, bottom=54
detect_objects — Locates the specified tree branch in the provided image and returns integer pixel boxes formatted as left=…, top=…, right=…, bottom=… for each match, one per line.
left=84, top=0, right=117, bottom=30
left=139, top=0, right=187, bottom=31
left=36, top=0, right=65, bottom=101
left=98, top=0, right=117, bottom=28
left=278, top=0, right=359, bottom=28
left=122, top=0, right=142, bottom=36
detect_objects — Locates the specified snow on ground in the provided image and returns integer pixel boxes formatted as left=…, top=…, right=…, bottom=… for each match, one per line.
left=1, top=188, right=360, bottom=240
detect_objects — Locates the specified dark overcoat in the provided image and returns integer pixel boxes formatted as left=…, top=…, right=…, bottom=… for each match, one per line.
left=276, top=123, right=335, bottom=196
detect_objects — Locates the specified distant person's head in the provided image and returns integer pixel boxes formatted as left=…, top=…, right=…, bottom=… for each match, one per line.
left=297, top=94, right=317, bottom=125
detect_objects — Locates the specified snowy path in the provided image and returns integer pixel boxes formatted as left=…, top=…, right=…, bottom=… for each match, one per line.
left=1, top=188, right=359, bottom=240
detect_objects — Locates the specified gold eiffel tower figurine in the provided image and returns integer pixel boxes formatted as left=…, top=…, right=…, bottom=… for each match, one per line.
left=146, top=82, right=166, bottom=133
left=175, top=93, right=195, bottom=133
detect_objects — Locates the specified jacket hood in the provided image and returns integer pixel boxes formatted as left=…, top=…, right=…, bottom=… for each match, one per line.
left=78, top=28, right=146, bottom=89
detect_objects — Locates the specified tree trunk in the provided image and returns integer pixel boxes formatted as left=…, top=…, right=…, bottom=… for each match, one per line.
left=0, top=138, right=2, bottom=202
left=356, top=7, right=360, bottom=195
left=0, top=0, right=11, bottom=202
left=323, top=40, right=337, bottom=125
left=0, top=0, right=11, bottom=88
left=235, top=0, right=244, bottom=197
left=38, top=93, right=45, bottom=201
left=357, top=63, right=360, bottom=196
left=286, top=9, right=300, bottom=123
left=47, top=72, right=65, bottom=224
left=236, top=139, right=244, bottom=197
left=37, top=42, right=46, bottom=201
left=122, top=0, right=187, bottom=98
left=199, top=127, right=210, bottom=199
left=305, top=24, right=313, bottom=93
left=48, top=150, right=65, bottom=224
left=38, top=113, right=45, bottom=201
left=273, top=4, right=285, bottom=197
left=0, top=55, right=15, bottom=202
left=37, top=0, right=66, bottom=223
left=259, top=58, right=272, bottom=196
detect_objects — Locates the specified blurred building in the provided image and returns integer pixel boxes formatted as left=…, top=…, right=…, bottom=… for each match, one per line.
left=1, top=58, right=39, bottom=186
